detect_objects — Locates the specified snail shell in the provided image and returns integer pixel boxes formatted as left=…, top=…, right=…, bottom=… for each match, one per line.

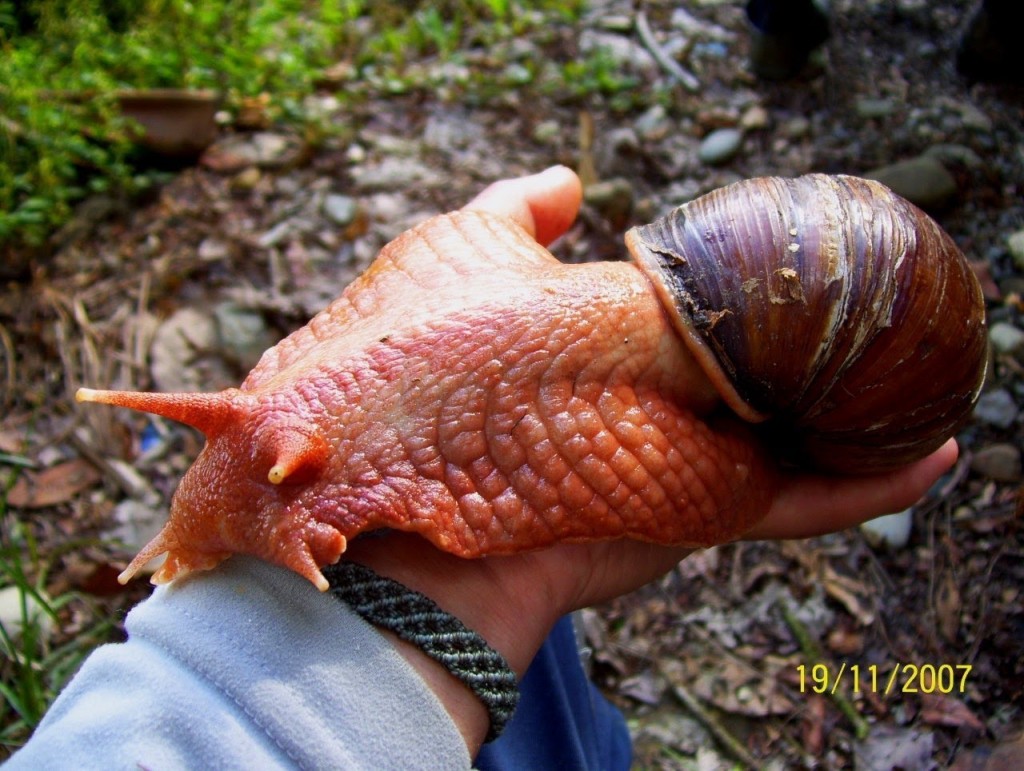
left=626, top=174, right=987, bottom=473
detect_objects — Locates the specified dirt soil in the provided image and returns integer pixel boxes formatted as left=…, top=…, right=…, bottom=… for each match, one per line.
left=1, top=1, right=1021, bottom=768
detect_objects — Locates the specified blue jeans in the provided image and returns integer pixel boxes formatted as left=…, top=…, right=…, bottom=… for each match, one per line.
left=475, top=615, right=631, bottom=770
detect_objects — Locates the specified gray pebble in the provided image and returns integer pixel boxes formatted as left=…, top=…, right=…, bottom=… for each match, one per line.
left=1007, top=229, right=1024, bottom=272
left=856, top=98, right=897, bottom=120
left=865, top=156, right=958, bottom=212
left=973, top=389, right=1019, bottom=429
left=698, top=128, right=744, bottom=166
left=969, top=443, right=1022, bottom=482
left=214, top=303, right=276, bottom=371
left=990, top=322, right=1024, bottom=358
left=323, top=194, right=358, bottom=228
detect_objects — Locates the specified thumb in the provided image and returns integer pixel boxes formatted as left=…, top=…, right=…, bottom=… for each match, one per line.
left=464, top=166, right=583, bottom=246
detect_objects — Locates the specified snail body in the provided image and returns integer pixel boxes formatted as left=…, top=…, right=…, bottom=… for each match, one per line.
left=78, top=174, right=986, bottom=590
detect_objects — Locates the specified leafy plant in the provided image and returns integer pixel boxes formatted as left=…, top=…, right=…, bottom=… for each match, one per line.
left=0, top=0, right=627, bottom=251
left=0, top=464, right=114, bottom=753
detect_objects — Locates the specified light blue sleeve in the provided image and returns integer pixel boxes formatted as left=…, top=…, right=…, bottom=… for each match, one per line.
left=4, top=557, right=471, bottom=770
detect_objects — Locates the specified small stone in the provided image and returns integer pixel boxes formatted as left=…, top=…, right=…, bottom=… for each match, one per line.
left=346, top=143, right=367, bottom=164
left=583, top=178, right=634, bottom=228
left=579, top=30, right=657, bottom=73
left=323, top=194, right=358, bottom=228
left=865, top=156, right=958, bottom=211
left=1007, top=230, right=1024, bottom=272
left=856, top=98, right=897, bottom=120
left=214, top=303, right=276, bottom=371
left=779, top=116, right=810, bottom=140
left=230, top=166, right=262, bottom=192
left=698, top=128, right=744, bottom=166
left=532, top=120, right=561, bottom=145
left=970, top=443, right=1022, bottom=482
left=635, top=104, right=670, bottom=141
left=150, top=307, right=223, bottom=392
left=990, top=322, right=1024, bottom=358
left=0, top=585, right=52, bottom=651
left=197, top=237, right=230, bottom=262
left=861, top=509, right=913, bottom=549
left=350, top=157, right=445, bottom=192
left=973, top=388, right=1019, bottom=429
left=739, top=104, right=770, bottom=131
left=201, top=132, right=304, bottom=173
left=923, top=144, right=983, bottom=171
left=258, top=220, right=293, bottom=248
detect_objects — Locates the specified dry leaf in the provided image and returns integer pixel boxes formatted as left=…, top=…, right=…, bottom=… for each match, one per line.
left=935, top=570, right=962, bottom=642
left=802, top=693, right=826, bottom=756
left=7, top=458, right=101, bottom=508
left=920, top=693, right=985, bottom=733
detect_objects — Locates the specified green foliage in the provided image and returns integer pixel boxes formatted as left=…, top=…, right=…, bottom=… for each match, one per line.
left=0, top=466, right=113, bottom=752
left=0, top=0, right=637, bottom=260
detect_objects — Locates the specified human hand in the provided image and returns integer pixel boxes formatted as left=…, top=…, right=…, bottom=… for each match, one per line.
left=346, top=166, right=958, bottom=751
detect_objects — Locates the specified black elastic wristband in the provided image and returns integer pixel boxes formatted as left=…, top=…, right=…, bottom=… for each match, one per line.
left=323, top=561, right=520, bottom=742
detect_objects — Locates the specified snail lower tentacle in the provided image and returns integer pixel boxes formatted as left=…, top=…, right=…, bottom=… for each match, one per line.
left=76, top=174, right=987, bottom=588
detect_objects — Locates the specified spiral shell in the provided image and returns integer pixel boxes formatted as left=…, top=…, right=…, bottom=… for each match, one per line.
left=626, top=174, right=987, bottom=473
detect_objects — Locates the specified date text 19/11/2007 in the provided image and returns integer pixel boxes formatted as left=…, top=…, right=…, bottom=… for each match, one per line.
left=796, top=663, right=972, bottom=696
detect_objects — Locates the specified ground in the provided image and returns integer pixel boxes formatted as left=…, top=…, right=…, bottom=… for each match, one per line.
left=0, top=0, right=1021, bottom=767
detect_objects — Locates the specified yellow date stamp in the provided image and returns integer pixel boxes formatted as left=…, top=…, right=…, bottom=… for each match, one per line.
left=796, top=663, right=973, bottom=696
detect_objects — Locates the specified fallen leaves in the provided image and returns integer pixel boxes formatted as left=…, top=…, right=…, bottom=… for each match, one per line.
left=6, top=459, right=100, bottom=509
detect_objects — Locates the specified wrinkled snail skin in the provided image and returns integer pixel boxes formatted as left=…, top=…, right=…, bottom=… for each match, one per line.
left=76, top=174, right=987, bottom=590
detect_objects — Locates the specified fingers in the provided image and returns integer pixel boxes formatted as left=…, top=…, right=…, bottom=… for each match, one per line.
left=746, top=438, right=959, bottom=540
left=464, top=165, right=583, bottom=246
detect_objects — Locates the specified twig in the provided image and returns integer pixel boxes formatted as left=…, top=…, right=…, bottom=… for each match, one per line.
left=635, top=11, right=700, bottom=93
left=781, top=603, right=871, bottom=740
left=659, top=661, right=759, bottom=770
left=0, top=323, right=15, bottom=405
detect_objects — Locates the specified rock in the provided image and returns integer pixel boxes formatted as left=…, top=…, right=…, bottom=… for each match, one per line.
left=150, top=307, right=233, bottom=393
left=779, top=115, right=810, bottom=140
left=106, top=499, right=167, bottom=558
left=350, top=157, right=445, bottom=192
left=990, top=322, right=1024, bottom=358
left=922, top=143, right=983, bottom=172
left=257, top=220, right=293, bottom=249
left=323, top=194, right=359, bottom=228
left=423, top=110, right=485, bottom=152
left=230, top=166, right=262, bottom=192
left=1007, top=229, right=1024, bottom=272
left=201, top=132, right=305, bottom=172
left=856, top=98, right=897, bottom=120
left=973, top=389, right=1018, bottom=429
left=213, top=303, right=276, bottom=371
left=0, top=585, right=52, bottom=652
left=579, top=30, right=657, bottom=73
left=634, top=104, right=670, bottom=141
left=865, top=156, right=958, bottom=211
left=739, top=104, right=770, bottom=132
left=861, top=509, right=913, bottom=549
left=698, top=128, right=744, bottom=166
left=970, top=443, right=1021, bottom=482
left=532, top=120, right=561, bottom=145
left=584, top=178, right=634, bottom=228
left=197, top=237, right=231, bottom=262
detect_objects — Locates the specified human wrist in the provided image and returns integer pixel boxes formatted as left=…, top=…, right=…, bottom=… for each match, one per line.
left=332, top=537, right=566, bottom=751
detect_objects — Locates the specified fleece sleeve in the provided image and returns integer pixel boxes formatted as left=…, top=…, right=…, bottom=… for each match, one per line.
left=3, top=556, right=471, bottom=771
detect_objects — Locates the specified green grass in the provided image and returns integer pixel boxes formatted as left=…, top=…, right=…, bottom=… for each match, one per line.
left=0, top=461, right=114, bottom=755
left=0, top=0, right=629, bottom=252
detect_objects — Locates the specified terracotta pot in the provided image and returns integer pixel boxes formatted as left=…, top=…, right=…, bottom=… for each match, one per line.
left=116, top=88, right=220, bottom=159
